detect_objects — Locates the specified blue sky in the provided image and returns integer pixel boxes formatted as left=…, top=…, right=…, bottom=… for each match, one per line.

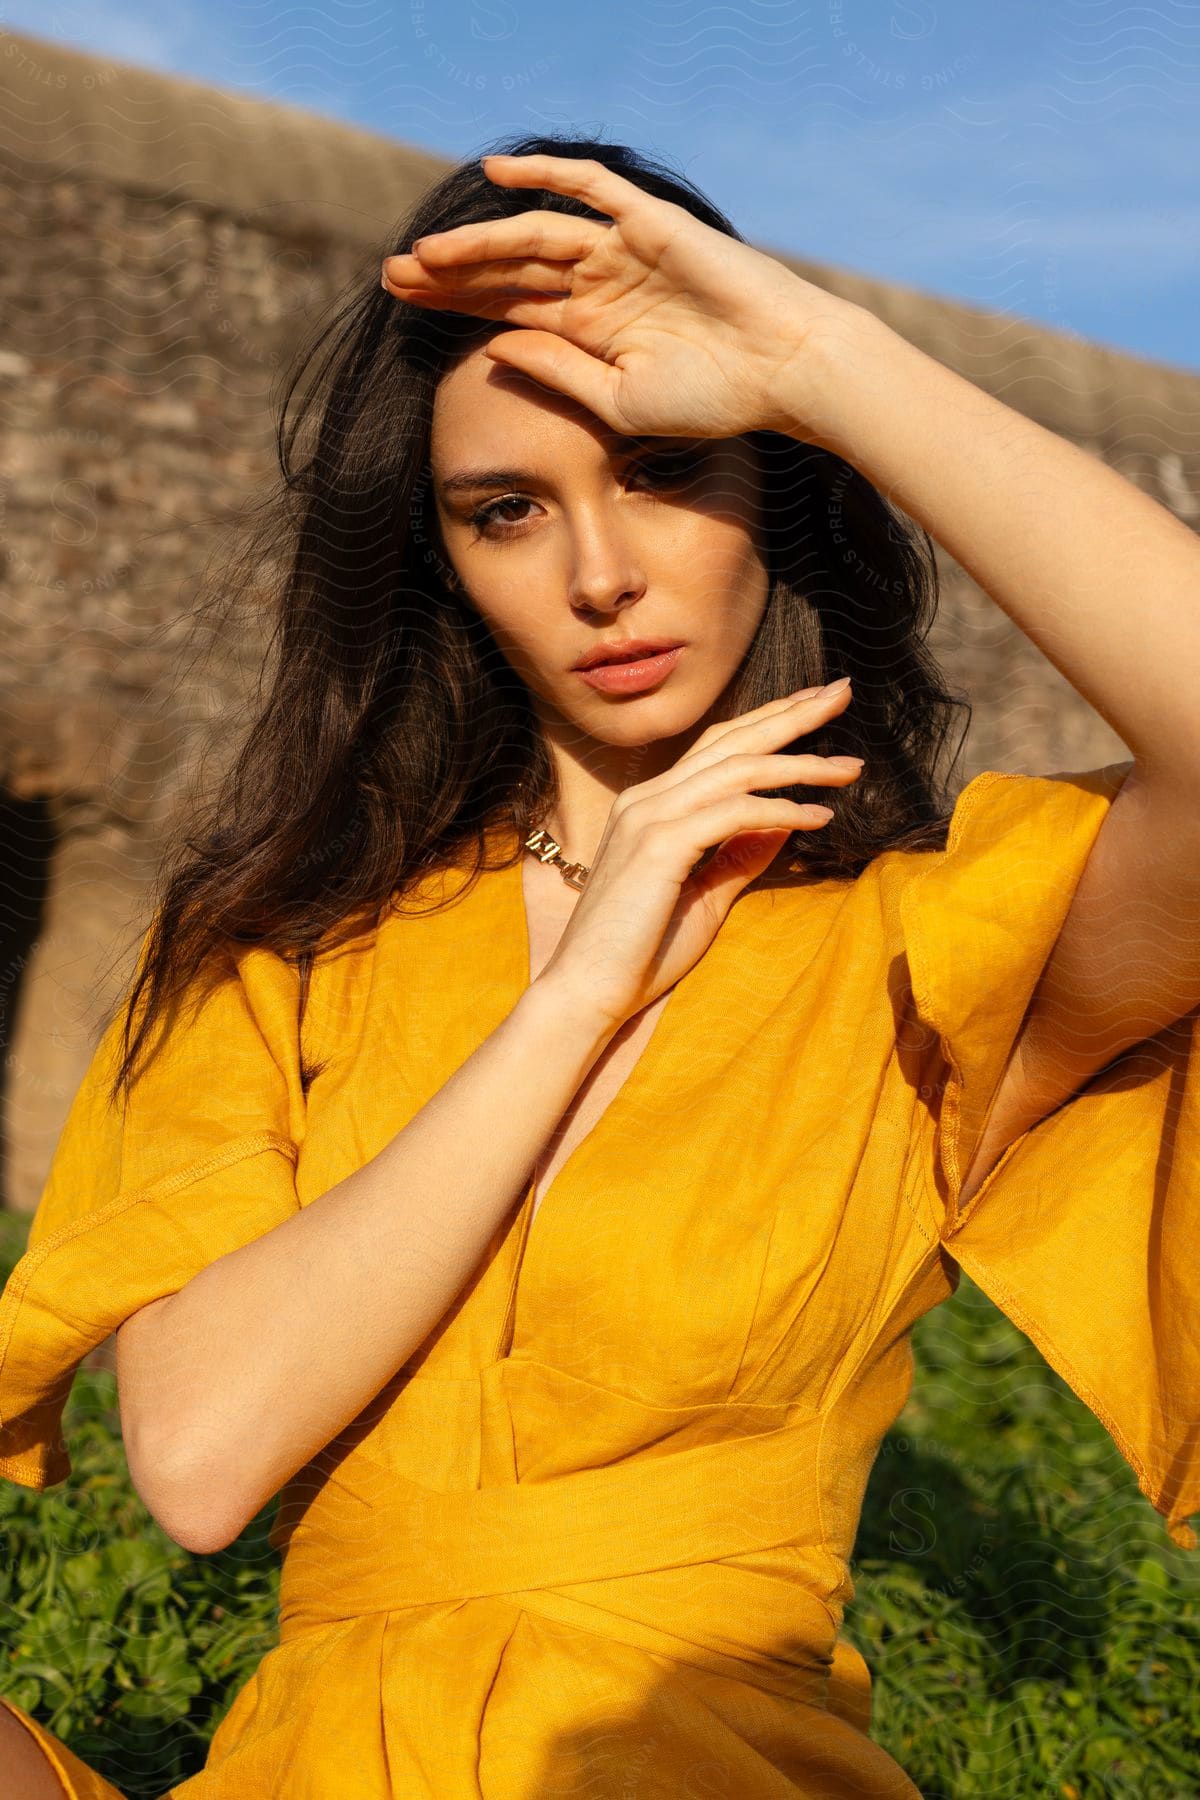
left=7, top=1, right=1199, bottom=371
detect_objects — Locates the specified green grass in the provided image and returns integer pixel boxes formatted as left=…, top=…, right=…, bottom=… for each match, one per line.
left=846, top=1279, right=1200, bottom=1796
left=1, top=1211, right=1197, bottom=1798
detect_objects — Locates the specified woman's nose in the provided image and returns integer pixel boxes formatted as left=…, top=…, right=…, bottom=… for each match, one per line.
left=566, top=512, right=648, bottom=615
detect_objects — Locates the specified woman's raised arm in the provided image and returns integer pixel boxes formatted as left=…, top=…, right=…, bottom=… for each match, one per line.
left=118, top=978, right=618, bottom=1553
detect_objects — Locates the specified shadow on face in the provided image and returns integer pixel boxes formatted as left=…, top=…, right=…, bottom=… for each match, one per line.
left=428, top=336, right=771, bottom=760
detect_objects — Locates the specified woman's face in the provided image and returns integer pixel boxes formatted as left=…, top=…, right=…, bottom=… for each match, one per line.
left=428, top=334, right=771, bottom=760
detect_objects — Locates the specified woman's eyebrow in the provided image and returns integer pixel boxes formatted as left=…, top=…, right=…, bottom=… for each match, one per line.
left=437, top=436, right=700, bottom=497
left=439, top=465, right=541, bottom=497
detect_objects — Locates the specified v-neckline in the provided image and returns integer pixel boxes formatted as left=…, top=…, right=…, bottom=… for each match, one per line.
left=495, top=834, right=698, bottom=1354
left=511, top=845, right=690, bottom=1251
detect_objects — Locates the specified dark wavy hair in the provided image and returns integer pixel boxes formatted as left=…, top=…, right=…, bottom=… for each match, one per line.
left=107, top=126, right=970, bottom=1109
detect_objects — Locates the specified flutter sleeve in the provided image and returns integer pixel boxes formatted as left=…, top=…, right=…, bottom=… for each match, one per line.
left=898, top=759, right=1200, bottom=1551
left=0, top=928, right=306, bottom=1490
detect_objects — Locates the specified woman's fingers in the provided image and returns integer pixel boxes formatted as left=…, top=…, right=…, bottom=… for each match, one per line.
left=688, top=683, right=853, bottom=757
left=380, top=211, right=615, bottom=307
left=382, top=253, right=575, bottom=296
left=381, top=282, right=576, bottom=332
left=482, top=330, right=628, bottom=428
left=393, top=211, right=613, bottom=272
left=478, top=150, right=648, bottom=222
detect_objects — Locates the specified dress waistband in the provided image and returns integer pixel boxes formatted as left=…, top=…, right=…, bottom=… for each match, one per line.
left=275, top=1367, right=856, bottom=1710
left=281, top=1402, right=828, bottom=1614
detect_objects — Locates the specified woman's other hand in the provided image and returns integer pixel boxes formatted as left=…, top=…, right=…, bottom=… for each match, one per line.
left=529, top=679, right=861, bottom=1033
left=380, top=151, right=865, bottom=444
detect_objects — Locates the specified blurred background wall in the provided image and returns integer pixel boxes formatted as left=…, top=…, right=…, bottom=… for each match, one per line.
left=1, top=27, right=1197, bottom=1215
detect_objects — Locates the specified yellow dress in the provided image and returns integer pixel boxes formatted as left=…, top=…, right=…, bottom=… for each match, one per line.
left=1, top=760, right=1197, bottom=1798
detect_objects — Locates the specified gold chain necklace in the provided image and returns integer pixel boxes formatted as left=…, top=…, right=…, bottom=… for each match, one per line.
left=523, top=820, right=795, bottom=891
left=523, top=825, right=589, bottom=891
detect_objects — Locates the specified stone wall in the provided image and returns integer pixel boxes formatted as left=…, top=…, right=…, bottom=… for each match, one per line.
left=1, top=26, right=1198, bottom=1212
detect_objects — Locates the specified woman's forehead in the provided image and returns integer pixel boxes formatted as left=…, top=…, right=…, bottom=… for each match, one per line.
left=431, top=357, right=743, bottom=471
left=432, top=345, right=598, bottom=444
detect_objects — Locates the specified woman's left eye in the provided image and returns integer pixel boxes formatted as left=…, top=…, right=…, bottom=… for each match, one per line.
left=638, top=451, right=707, bottom=487
left=468, top=452, right=706, bottom=539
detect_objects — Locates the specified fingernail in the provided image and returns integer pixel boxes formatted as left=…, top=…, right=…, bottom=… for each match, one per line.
left=822, top=676, right=852, bottom=695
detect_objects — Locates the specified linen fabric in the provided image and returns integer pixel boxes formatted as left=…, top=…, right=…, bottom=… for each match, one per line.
left=1, top=758, right=1196, bottom=1798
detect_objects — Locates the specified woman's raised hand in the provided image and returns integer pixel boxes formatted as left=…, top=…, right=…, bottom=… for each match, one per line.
left=381, top=152, right=861, bottom=443
left=531, top=679, right=860, bottom=1032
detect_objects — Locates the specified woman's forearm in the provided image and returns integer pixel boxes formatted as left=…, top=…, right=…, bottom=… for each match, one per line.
left=788, top=303, right=1200, bottom=793
left=134, top=978, right=617, bottom=1552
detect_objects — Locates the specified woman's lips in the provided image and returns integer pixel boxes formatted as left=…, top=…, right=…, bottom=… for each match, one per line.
left=574, top=645, right=685, bottom=694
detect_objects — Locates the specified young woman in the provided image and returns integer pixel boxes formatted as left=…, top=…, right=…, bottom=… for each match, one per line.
left=1, top=130, right=1197, bottom=1799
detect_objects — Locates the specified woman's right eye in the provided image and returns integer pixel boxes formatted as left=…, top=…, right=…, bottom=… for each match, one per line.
left=464, top=496, right=539, bottom=536
left=467, top=451, right=708, bottom=541
left=469, top=496, right=532, bottom=536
